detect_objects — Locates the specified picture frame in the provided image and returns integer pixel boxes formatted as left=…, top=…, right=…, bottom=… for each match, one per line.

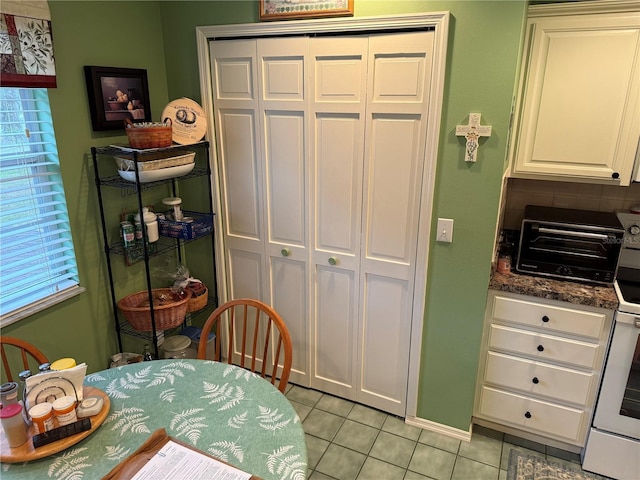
left=84, top=66, right=151, bottom=131
left=259, top=0, right=354, bottom=21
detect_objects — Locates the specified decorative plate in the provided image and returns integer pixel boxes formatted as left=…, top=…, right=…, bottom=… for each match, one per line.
left=161, top=98, right=207, bottom=145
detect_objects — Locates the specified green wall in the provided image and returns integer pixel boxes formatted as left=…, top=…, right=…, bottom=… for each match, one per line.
left=3, top=0, right=526, bottom=432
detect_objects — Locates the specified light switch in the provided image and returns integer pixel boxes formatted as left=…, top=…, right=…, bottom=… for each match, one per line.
left=437, top=218, right=454, bottom=243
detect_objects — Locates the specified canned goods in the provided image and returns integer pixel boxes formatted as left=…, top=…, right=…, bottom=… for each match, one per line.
left=121, top=221, right=135, bottom=247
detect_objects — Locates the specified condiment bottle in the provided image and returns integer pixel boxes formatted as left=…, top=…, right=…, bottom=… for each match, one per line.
left=50, top=358, right=76, bottom=370
left=0, top=403, right=28, bottom=448
left=143, top=344, right=154, bottom=361
left=134, top=208, right=159, bottom=243
left=0, top=382, right=19, bottom=406
left=497, top=243, right=512, bottom=274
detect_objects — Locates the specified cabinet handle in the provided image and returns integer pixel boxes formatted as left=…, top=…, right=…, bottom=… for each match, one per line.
left=328, top=257, right=337, bottom=266
left=537, top=345, right=544, bottom=352
left=524, top=411, right=532, bottom=419
left=541, top=315, right=549, bottom=323
left=532, top=377, right=539, bottom=384
left=281, top=248, right=290, bottom=257
left=612, top=172, right=620, bottom=179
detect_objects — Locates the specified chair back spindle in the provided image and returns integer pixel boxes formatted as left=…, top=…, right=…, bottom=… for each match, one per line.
left=197, top=299, right=293, bottom=393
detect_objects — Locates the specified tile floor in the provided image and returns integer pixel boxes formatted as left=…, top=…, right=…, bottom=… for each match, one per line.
left=284, top=384, right=611, bottom=480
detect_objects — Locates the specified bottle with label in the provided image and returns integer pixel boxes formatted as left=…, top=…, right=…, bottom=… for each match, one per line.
left=143, top=344, right=154, bottom=361
left=497, top=243, right=512, bottom=274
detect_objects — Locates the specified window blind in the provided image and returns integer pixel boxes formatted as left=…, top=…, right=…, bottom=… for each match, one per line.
left=0, top=87, right=82, bottom=326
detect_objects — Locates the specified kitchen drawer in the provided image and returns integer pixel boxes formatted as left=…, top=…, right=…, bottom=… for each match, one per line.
left=488, top=324, right=600, bottom=369
left=478, top=386, right=585, bottom=443
left=491, top=295, right=607, bottom=339
left=484, top=351, right=594, bottom=405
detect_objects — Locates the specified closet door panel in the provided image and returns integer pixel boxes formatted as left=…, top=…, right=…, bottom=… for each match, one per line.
left=357, top=31, right=434, bottom=415
left=365, top=115, right=422, bottom=263
left=271, top=256, right=308, bottom=380
left=309, top=37, right=367, bottom=399
left=314, top=265, right=357, bottom=392
left=258, top=37, right=311, bottom=386
left=360, top=274, right=410, bottom=405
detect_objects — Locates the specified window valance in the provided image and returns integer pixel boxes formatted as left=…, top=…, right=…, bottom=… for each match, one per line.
left=0, top=0, right=56, bottom=88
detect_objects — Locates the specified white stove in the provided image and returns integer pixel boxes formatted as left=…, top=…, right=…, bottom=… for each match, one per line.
left=582, top=212, right=640, bottom=479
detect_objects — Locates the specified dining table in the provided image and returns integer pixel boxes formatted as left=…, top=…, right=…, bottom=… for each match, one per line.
left=0, top=359, right=307, bottom=480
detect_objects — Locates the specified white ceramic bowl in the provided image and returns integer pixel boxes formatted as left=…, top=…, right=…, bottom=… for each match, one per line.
left=117, top=162, right=195, bottom=183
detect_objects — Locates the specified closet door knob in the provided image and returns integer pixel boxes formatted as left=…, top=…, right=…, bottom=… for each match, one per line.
left=542, top=315, right=550, bottom=323
left=524, top=411, right=532, bottom=419
left=532, top=377, right=539, bottom=384
left=328, top=257, right=337, bottom=266
left=281, top=248, right=290, bottom=257
left=537, top=345, right=544, bottom=352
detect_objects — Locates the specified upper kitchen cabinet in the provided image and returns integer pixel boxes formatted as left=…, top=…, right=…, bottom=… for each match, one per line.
left=510, top=1, right=640, bottom=186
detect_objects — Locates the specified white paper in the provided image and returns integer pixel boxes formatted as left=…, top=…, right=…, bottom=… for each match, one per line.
left=130, top=440, right=252, bottom=480
left=25, top=363, right=87, bottom=408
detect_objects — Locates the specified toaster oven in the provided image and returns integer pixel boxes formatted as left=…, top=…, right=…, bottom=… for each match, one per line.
left=516, top=205, right=624, bottom=284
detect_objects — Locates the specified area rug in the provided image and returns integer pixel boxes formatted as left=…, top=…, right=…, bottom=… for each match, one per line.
left=507, top=449, right=603, bottom=480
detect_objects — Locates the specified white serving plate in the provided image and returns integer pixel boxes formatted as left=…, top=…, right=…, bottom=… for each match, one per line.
left=118, top=162, right=195, bottom=183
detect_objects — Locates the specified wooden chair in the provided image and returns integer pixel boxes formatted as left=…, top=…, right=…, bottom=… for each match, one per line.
left=1, top=336, right=49, bottom=382
left=197, top=298, right=293, bottom=393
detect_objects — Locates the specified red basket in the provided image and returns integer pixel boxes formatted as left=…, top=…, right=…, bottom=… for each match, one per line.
left=117, top=288, right=191, bottom=332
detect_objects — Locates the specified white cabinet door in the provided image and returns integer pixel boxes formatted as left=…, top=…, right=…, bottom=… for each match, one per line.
left=513, top=12, right=640, bottom=185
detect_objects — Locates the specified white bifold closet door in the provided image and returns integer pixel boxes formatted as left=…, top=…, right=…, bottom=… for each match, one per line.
left=210, top=31, right=434, bottom=416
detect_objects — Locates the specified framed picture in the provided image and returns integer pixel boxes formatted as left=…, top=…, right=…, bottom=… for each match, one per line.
left=259, top=0, right=354, bottom=21
left=84, top=66, right=151, bottom=131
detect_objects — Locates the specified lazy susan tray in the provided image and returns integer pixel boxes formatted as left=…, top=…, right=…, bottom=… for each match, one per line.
left=0, top=386, right=110, bottom=463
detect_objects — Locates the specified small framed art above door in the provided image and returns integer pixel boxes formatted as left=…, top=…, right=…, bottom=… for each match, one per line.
left=259, top=0, right=353, bottom=21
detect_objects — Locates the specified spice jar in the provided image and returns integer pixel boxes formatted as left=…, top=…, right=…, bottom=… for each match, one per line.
left=135, top=208, right=159, bottom=243
left=0, top=403, right=28, bottom=448
left=0, top=382, right=19, bottom=406
left=497, top=244, right=512, bottom=274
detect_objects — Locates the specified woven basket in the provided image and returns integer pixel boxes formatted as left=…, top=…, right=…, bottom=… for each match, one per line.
left=186, top=283, right=208, bottom=313
left=117, top=288, right=192, bottom=332
left=124, top=118, right=173, bottom=149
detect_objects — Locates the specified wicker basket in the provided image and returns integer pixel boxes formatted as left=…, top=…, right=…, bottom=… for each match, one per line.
left=186, top=282, right=208, bottom=313
left=124, top=118, right=173, bottom=149
left=117, top=288, right=192, bottom=332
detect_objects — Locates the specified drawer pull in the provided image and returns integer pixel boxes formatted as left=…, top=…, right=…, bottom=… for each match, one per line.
left=524, top=411, right=532, bottom=419
left=537, top=345, right=544, bottom=352
left=542, top=315, right=550, bottom=323
left=532, top=377, right=539, bottom=384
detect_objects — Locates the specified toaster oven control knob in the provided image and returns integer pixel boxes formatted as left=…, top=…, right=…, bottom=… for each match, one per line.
left=629, top=224, right=640, bottom=236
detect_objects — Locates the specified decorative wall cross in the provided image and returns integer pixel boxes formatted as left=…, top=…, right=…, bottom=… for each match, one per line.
left=455, top=113, right=492, bottom=163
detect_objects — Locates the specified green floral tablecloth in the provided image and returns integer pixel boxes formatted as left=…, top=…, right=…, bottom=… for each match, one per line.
left=1, top=359, right=307, bottom=480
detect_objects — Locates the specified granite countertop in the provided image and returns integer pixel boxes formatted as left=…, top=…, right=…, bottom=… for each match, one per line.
left=489, top=269, right=619, bottom=311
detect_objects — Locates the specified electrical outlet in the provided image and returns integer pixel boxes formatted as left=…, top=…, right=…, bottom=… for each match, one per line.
left=437, top=218, right=454, bottom=243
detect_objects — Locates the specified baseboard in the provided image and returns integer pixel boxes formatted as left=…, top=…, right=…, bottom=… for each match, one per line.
left=405, top=415, right=472, bottom=443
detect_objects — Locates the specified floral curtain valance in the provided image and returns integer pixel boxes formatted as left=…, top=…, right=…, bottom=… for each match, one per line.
left=0, top=0, right=56, bottom=88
